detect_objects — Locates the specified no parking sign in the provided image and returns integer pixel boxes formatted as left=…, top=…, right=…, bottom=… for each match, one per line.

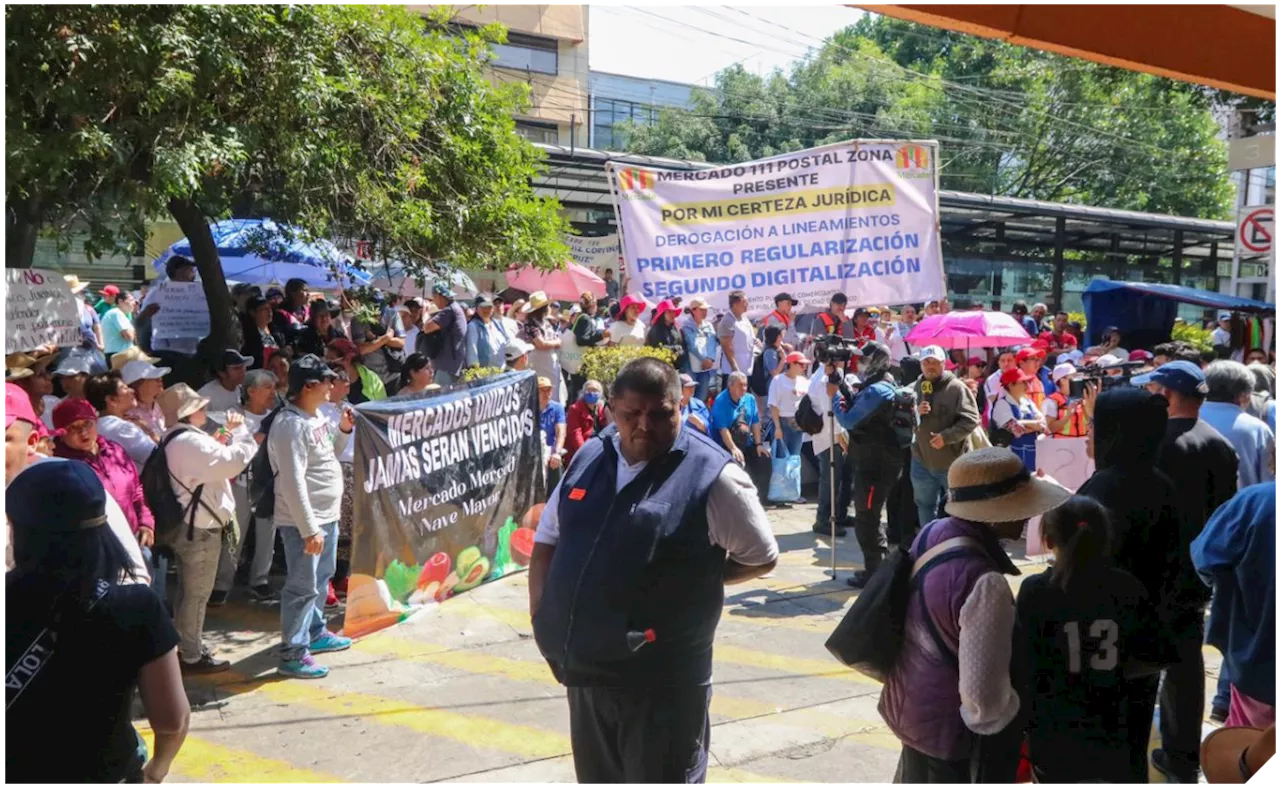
left=1238, top=205, right=1274, bottom=256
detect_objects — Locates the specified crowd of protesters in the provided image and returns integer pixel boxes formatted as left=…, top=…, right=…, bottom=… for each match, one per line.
left=6, top=265, right=1277, bottom=783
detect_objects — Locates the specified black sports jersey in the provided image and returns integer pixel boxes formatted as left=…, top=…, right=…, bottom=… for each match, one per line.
left=1016, top=565, right=1172, bottom=783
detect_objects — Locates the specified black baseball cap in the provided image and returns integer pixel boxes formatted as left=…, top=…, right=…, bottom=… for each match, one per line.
left=288, top=354, right=339, bottom=393
left=775, top=292, right=796, bottom=305
left=246, top=295, right=269, bottom=312
left=216, top=349, right=254, bottom=370
left=474, top=294, right=494, bottom=308
left=8, top=460, right=108, bottom=534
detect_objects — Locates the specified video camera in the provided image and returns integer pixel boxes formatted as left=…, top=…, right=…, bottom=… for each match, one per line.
left=812, top=333, right=862, bottom=365
left=1068, top=360, right=1147, bottom=399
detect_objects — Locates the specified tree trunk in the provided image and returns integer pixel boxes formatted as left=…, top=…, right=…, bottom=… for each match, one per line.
left=6, top=194, right=43, bottom=269
left=166, top=197, right=241, bottom=361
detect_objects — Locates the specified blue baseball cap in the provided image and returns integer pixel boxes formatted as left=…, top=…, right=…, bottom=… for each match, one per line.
left=8, top=460, right=109, bottom=534
left=1131, top=360, right=1208, bottom=395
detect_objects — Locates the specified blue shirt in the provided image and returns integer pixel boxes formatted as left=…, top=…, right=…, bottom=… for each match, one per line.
left=540, top=401, right=565, bottom=450
left=1021, top=315, right=1039, bottom=337
left=682, top=396, right=711, bottom=435
left=1199, top=401, right=1276, bottom=489
left=710, top=390, right=759, bottom=445
left=1192, top=482, right=1276, bottom=705
left=100, top=307, right=134, bottom=354
left=833, top=380, right=896, bottom=432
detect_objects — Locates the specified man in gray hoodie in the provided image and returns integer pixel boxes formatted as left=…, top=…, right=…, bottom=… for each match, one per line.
left=269, top=354, right=354, bottom=679
left=910, top=345, right=981, bottom=532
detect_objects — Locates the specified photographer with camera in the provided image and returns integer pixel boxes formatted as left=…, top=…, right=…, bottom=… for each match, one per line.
left=808, top=336, right=859, bottom=538
left=827, top=341, right=911, bottom=588
left=1042, top=363, right=1087, bottom=438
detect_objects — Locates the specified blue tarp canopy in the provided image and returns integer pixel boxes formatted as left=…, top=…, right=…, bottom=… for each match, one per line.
left=1081, top=280, right=1275, bottom=349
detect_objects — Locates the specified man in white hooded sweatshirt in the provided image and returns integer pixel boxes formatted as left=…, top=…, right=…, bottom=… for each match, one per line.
left=269, top=354, right=354, bottom=679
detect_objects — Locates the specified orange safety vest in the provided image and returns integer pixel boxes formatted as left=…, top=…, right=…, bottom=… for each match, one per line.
left=1046, top=391, right=1085, bottom=437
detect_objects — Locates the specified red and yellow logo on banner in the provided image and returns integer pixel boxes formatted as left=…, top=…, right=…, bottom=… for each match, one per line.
left=617, top=168, right=655, bottom=191
left=895, top=144, right=929, bottom=170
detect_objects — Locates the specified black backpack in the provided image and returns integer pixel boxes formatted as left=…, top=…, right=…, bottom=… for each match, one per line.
left=888, top=386, right=919, bottom=450
left=140, top=427, right=219, bottom=545
left=795, top=394, right=825, bottom=435
left=825, top=523, right=981, bottom=682
left=247, top=405, right=286, bottom=520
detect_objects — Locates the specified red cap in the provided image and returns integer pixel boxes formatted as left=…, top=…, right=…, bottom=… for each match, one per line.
left=945, top=360, right=958, bottom=371
left=328, top=338, right=359, bottom=359
left=784, top=351, right=810, bottom=365
left=1129, top=349, right=1153, bottom=362
left=1001, top=368, right=1034, bottom=388
left=101, top=285, right=121, bottom=297
left=1015, top=347, right=1044, bottom=363
left=5, top=382, right=38, bottom=430
left=52, top=397, right=98, bottom=432
left=966, top=356, right=985, bottom=367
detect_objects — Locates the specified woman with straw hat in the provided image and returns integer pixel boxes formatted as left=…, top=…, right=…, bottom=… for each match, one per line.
left=879, top=446, right=1070, bottom=783
left=520, top=291, right=564, bottom=403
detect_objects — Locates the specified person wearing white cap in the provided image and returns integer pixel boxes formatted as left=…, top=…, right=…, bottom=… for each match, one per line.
left=682, top=297, right=719, bottom=402
left=1041, top=363, right=1086, bottom=438
left=123, top=359, right=172, bottom=440
left=504, top=337, right=534, bottom=371
left=1211, top=312, right=1233, bottom=353
left=910, top=345, right=980, bottom=532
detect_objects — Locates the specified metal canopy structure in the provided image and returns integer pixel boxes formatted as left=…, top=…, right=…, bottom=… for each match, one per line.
left=532, top=142, right=1237, bottom=309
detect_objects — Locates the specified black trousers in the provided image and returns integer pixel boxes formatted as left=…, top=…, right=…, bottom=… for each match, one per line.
left=1125, top=675, right=1160, bottom=782
left=744, top=450, right=771, bottom=508
left=1157, top=619, right=1207, bottom=778
left=894, top=721, right=1023, bottom=784
left=567, top=685, right=712, bottom=784
left=567, top=372, right=587, bottom=405
left=852, top=456, right=903, bottom=574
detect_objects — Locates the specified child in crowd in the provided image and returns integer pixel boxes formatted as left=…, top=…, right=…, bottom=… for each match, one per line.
left=1016, top=496, right=1173, bottom=783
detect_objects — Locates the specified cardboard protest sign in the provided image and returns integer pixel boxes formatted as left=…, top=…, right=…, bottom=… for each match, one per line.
left=5, top=269, right=81, bottom=353
left=149, top=281, right=211, bottom=341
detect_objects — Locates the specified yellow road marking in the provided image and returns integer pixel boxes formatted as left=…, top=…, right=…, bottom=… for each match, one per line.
left=709, top=766, right=815, bottom=783
left=136, top=728, right=343, bottom=783
left=713, top=643, right=876, bottom=686
left=253, top=678, right=571, bottom=759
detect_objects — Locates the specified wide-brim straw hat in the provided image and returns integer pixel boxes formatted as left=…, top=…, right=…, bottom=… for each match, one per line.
left=157, top=383, right=210, bottom=424
left=63, top=274, right=90, bottom=294
left=110, top=345, right=160, bottom=372
left=944, top=447, right=1070, bottom=523
left=5, top=351, right=56, bottom=381
left=1201, top=724, right=1274, bottom=783
left=522, top=291, right=551, bottom=313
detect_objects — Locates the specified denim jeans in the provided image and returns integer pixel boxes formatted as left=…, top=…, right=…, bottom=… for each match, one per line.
left=775, top=418, right=804, bottom=457
left=910, top=457, right=950, bottom=530
left=691, top=370, right=713, bottom=403
left=816, top=445, right=853, bottom=529
left=141, top=546, right=168, bottom=608
left=1214, top=663, right=1232, bottom=713
left=279, top=521, right=338, bottom=662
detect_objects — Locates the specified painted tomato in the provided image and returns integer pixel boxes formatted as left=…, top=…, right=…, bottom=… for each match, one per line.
left=418, top=552, right=451, bottom=589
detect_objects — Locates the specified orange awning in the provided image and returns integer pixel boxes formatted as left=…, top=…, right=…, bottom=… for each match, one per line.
left=856, top=5, right=1275, bottom=100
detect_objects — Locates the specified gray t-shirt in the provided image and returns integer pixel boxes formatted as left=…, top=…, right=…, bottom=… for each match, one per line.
left=268, top=404, right=351, bottom=538
left=350, top=317, right=403, bottom=384
left=423, top=300, right=467, bottom=379
left=717, top=312, right=757, bottom=375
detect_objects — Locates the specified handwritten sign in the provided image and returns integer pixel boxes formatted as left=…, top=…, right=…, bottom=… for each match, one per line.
left=4, top=269, right=80, bottom=353
left=149, top=281, right=211, bottom=341
left=564, top=233, right=623, bottom=274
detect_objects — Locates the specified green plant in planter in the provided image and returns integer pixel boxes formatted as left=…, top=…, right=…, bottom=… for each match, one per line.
left=1171, top=321, right=1213, bottom=352
left=461, top=366, right=507, bottom=383
left=578, top=346, right=677, bottom=390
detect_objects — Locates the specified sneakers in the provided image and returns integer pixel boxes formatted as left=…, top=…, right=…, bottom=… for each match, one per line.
left=325, top=582, right=340, bottom=609
left=1151, top=749, right=1198, bottom=784
left=310, top=631, right=352, bottom=655
left=180, top=653, right=231, bottom=675
left=846, top=569, right=874, bottom=589
left=813, top=522, right=848, bottom=538
left=1210, top=705, right=1229, bottom=724
left=279, top=653, right=329, bottom=680
left=248, top=584, right=279, bottom=603
left=207, top=590, right=229, bottom=607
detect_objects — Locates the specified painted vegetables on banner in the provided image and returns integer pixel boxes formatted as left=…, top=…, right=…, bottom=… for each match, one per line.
left=343, top=370, right=544, bottom=638
left=608, top=139, right=946, bottom=313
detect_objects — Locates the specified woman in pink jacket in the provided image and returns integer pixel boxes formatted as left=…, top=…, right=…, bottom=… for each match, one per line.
left=51, top=397, right=155, bottom=545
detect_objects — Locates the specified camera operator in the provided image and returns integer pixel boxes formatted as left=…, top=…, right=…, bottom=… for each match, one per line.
left=808, top=341, right=857, bottom=538
left=1042, top=363, right=1087, bottom=437
left=827, top=341, right=907, bottom=588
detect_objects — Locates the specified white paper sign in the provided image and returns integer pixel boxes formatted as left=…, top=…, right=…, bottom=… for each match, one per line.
left=608, top=139, right=946, bottom=313
left=564, top=233, right=623, bottom=274
left=5, top=268, right=81, bottom=353
left=1026, top=437, right=1095, bottom=557
left=150, top=281, right=211, bottom=341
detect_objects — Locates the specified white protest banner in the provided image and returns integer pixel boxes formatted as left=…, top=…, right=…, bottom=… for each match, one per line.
left=5, top=269, right=81, bottom=353
left=564, top=233, right=623, bottom=274
left=608, top=139, right=945, bottom=313
left=150, top=281, right=211, bottom=341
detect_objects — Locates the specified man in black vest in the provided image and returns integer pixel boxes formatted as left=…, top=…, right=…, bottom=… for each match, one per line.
left=529, top=358, right=779, bottom=783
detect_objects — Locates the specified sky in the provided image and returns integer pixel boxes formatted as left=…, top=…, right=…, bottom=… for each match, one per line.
left=589, top=5, right=866, bottom=86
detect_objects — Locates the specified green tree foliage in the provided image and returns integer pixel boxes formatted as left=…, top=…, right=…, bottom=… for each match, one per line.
left=6, top=5, right=569, bottom=352
left=623, top=15, right=1247, bottom=221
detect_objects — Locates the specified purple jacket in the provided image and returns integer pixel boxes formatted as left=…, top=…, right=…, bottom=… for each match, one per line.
left=54, top=436, right=155, bottom=535
left=879, top=517, right=1019, bottom=761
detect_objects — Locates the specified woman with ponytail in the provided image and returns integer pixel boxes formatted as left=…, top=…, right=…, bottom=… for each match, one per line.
left=1016, top=496, right=1175, bottom=783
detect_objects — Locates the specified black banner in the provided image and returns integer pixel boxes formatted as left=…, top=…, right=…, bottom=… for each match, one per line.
left=342, top=370, right=544, bottom=638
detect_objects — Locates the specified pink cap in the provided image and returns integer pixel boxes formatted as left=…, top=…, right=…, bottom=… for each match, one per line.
left=5, top=382, right=38, bottom=430
left=784, top=351, right=810, bottom=365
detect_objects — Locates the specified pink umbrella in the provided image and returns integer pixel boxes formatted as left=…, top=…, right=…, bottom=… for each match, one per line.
left=506, top=262, right=605, bottom=302
left=904, top=311, right=1032, bottom=350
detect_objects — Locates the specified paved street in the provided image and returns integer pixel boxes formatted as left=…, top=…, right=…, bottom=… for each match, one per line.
left=142, top=503, right=1223, bottom=783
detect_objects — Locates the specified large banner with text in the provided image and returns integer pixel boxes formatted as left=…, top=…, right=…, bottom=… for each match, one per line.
left=343, top=371, right=545, bottom=638
left=608, top=139, right=946, bottom=312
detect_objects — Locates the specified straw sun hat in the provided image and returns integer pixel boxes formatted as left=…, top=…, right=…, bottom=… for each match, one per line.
left=944, top=447, right=1070, bottom=523
left=157, top=383, right=210, bottom=425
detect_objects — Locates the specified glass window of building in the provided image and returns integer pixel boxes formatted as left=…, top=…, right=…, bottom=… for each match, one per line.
left=490, top=32, right=558, bottom=75
left=515, top=120, right=559, bottom=145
